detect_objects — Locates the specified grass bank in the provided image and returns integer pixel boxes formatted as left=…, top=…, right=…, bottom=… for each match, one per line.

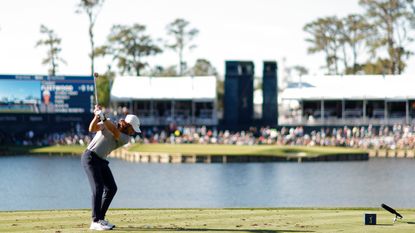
left=129, top=144, right=366, bottom=158
left=1, top=145, right=86, bottom=155
left=0, top=208, right=413, bottom=233
left=1, top=144, right=367, bottom=159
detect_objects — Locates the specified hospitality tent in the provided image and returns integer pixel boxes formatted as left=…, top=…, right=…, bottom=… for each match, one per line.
left=110, top=76, right=217, bottom=126
left=280, top=75, right=415, bottom=125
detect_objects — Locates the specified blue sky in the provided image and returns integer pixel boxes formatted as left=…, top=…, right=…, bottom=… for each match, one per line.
left=0, top=0, right=412, bottom=78
left=0, top=80, right=40, bottom=101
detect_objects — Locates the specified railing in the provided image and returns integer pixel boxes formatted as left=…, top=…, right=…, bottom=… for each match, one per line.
left=136, top=109, right=217, bottom=126
left=279, top=117, right=415, bottom=126
left=138, top=116, right=217, bottom=126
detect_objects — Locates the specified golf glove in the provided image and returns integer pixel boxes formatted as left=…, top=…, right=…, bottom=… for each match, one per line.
left=94, top=109, right=106, bottom=121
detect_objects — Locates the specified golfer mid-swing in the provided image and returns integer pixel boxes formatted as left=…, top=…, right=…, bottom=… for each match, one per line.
left=82, top=105, right=141, bottom=231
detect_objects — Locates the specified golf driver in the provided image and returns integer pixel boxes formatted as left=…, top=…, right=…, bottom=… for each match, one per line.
left=381, top=203, right=403, bottom=223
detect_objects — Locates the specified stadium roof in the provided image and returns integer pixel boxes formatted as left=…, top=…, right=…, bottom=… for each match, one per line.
left=281, top=75, right=415, bottom=100
left=111, top=76, right=216, bottom=101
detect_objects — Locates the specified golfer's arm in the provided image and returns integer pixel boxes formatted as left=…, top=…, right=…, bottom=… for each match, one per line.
left=103, top=120, right=121, bottom=140
left=88, top=115, right=101, bottom=132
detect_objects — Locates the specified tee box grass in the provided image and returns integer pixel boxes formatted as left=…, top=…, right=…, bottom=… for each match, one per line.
left=0, top=208, right=413, bottom=233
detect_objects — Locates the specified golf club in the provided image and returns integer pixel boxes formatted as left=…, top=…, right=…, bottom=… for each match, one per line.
left=93, top=72, right=99, bottom=105
left=381, top=203, right=403, bottom=223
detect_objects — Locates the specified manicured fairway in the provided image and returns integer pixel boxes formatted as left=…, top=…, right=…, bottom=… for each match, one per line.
left=0, top=208, right=413, bottom=233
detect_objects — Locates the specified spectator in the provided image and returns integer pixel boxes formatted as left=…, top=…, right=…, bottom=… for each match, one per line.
left=8, top=124, right=415, bottom=151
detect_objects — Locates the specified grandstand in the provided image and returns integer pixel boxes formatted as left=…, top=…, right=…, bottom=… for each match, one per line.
left=110, top=76, right=218, bottom=126
left=280, top=75, right=415, bottom=126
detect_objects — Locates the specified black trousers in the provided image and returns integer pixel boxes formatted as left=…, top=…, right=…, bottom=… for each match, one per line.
left=81, top=150, right=117, bottom=222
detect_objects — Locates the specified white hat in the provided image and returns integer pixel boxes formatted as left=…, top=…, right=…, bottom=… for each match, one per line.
left=125, top=114, right=141, bottom=133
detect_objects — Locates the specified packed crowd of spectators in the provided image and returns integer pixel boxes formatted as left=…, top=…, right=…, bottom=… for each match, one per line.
left=139, top=124, right=415, bottom=150
left=2, top=130, right=93, bottom=147
left=4, top=124, right=415, bottom=150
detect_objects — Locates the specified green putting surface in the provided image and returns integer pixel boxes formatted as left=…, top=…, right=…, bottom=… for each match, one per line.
left=0, top=208, right=412, bottom=233
left=2, top=144, right=366, bottom=158
left=129, top=144, right=366, bottom=157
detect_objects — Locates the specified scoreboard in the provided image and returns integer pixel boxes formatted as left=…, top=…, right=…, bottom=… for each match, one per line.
left=0, top=74, right=94, bottom=114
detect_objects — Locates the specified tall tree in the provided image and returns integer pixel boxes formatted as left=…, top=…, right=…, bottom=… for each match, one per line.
left=166, top=18, right=199, bottom=76
left=304, top=16, right=343, bottom=74
left=76, top=0, right=104, bottom=76
left=95, top=24, right=162, bottom=76
left=359, top=0, right=414, bottom=74
left=362, top=58, right=392, bottom=74
left=216, top=78, right=225, bottom=113
left=189, top=59, right=218, bottom=76
left=282, top=64, right=309, bottom=90
left=149, top=65, right=178, bottom=77
left=291, top=65, right=309, bottom=76
left=35, top=25, right=66, bottom=76
left=340, top=14, right=375, bottom=74
left=95, top=68, right=114, bottom=107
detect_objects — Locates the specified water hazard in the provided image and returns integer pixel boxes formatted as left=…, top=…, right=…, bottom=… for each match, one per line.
left=0, top=155, right=414, bottom=210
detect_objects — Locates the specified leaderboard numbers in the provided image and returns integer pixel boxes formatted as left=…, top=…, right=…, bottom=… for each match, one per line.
left=79, top=84, right=94, bottom=92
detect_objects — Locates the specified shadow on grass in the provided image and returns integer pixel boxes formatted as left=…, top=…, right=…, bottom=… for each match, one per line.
left=114, top=227, right=314, bottom=232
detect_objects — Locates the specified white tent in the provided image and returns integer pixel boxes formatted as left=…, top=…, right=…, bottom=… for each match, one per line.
left=281, top=75, right=415, bottom=100
left=110, top=76, right=216, bottom=101
left=110, top=76, right=218, bottom=126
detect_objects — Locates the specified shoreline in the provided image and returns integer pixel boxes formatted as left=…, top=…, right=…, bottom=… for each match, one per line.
left=1, top=144, right=369, bottom=162
left=0, top=144, right=382, bottom=162
left=108, top=148, right=369, bottom=163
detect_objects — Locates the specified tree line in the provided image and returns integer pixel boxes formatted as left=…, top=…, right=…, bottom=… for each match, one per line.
left=33, top=0, right=415, bottom=78
left=35, top=0, right=217, bottom=78
left=304, top=0, right=415, bottom=75
left=28, top=0, right=415, bottom=106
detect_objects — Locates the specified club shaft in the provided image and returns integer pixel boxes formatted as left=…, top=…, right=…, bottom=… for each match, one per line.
left=93, top=75, right=99, bottom=104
